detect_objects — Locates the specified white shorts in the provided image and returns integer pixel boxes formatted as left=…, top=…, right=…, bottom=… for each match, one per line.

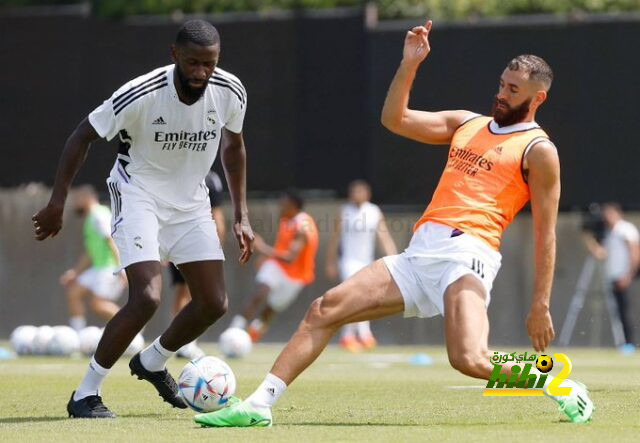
left=383, top=222, right=502, bottom=318
left=255, top=259, right=305, bottom=312
left=339, top=259, right=369, bottom=281
left=107, top=179, right=224, bottom=269
left=77, top=267, right=125, bottom=301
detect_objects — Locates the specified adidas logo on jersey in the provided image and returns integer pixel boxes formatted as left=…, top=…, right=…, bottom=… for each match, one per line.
left=152, top=116, right=166, bottom=125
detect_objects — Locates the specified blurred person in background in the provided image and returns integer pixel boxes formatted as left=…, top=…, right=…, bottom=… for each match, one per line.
left=228, top=190, right=318, bottom=342
left=325, top=180, right=397, bottom=352
left=584, top=202, right=639, bottom=347
left=60, top=185, right=126, bottom=331
left=171, top=171, right=226, bottom=359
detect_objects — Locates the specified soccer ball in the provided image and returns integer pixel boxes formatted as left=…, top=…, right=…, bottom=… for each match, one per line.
left=32, top=325, right=56, bottom=355
left=536, top=354, right=554, bottom=373
left=78, top=326, right=103, bottom=356
left=47, top=326, right=80, bottom=356
left=10, top=325, right=38, bottom=355
left=124, top=333, right=145, bottom=356
left=178, top=356, right=236, bottom=412
left=219, top=328, right=252, bottom=358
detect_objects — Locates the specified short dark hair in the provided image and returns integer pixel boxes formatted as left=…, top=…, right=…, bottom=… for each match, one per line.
left=176, top=20, right=220, bottom=47
left=282, top=189, right=304, bottom=210
left=507, top=54, right=553, bottom=90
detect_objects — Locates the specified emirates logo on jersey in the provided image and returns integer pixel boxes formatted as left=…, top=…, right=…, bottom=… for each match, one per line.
left=207, top=109, right=216, bottom=126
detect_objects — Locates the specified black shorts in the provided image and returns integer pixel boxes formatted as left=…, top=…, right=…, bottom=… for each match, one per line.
left=170, top=263, right=185, bottom=285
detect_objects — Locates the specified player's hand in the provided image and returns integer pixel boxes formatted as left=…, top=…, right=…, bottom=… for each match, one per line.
left=615, top=275, right=633, bottom=291
left=59, top=269, right=77, bottom=286
left=32, top=203, right=64, bottom=241
left=526, top=304, right=554, bottom=352
left=325, top=261, right=338, bottom=281
left=233, top=215, right=254, bottom=265
left=402, top=19, right=432, bottom=68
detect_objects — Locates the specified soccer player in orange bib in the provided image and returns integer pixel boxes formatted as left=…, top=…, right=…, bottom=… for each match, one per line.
left=228, top=190, right=319, bottom=342
left=196, top=20, right=594, bottom=427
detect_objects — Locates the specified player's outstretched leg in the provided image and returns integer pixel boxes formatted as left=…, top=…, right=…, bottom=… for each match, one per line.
left=443, top=275, right=594, bottom=424
left=194, top=259, right=404, bottom=427
left=68, top=261, right=164, bottom=418
left=131, top=260, right=226, bottom=408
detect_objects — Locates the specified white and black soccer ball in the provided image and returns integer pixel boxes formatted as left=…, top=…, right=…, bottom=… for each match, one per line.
left=10, top=325, right=38, bottom=355
left=178, top=356, right=236, bottom=412
left=78, top=326, right=103, bottom=356
left=47, top=326, right=80, bottom=356
left=32, top=325, right=56, bottom=355
left=218, top=328, right=252, bottom=359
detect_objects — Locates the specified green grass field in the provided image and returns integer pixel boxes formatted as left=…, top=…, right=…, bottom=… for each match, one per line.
left=1, top=344, right=639, bottom=442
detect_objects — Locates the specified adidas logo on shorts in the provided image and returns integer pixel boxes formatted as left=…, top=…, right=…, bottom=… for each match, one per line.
left=152, top=116, right=166, bottom=125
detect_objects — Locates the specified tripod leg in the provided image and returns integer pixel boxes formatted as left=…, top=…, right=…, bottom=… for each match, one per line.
left=558, top=256, right=596, bottom=346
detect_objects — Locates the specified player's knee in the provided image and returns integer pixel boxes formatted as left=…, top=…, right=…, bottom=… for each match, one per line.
left=304, top=288, right=345, bottom=330
left=448, top=351, right=485, bottom=377
left=195, top=290, right=228, bottom=323
left=129, top=286, right=161, bottom=315
left=89, top=297, right=104, bottom=312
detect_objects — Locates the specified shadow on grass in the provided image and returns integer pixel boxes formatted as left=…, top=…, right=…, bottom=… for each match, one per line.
left=0, top=416, right=68, bottom=424
left=0, top=413, right=169, bottom=423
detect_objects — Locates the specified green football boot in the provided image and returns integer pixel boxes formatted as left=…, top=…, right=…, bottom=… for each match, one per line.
left=556, top=381, right=594, bottom=424
left=194, top=400, right=272, bottom=427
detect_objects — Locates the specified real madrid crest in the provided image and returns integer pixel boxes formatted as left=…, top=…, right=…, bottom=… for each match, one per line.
left=207, top=109, right=216, bottom=126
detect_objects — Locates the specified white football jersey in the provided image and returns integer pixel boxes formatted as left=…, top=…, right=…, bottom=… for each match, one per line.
left=339, top=202, right=382, bottom=265
left=89, top=64, right=246, bottom=211
left=604, top=219, right=640, bottom=280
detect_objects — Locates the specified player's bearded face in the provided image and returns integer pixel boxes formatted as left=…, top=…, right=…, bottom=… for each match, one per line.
left=492, top=96, right=531, bottom=127
left=176, top=63, right=209, bottom=101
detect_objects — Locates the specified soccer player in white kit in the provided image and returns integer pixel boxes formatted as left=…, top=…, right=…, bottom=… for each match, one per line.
left=32, top=20, right=254, bottom=418
left=325, top=180, right=397, bottom=351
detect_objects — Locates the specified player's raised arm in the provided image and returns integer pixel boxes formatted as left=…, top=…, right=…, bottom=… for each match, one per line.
left=380, top=19, right=473, bottom=145
left=32, top=118, right=100, bottom=241
left=525, top=140, right=560, bottom=352
left=221, top=128, right=254, bottom=264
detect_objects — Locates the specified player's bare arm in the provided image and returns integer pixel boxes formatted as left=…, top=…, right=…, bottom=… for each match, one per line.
left=255, top=231, right=307, bottom=264
left=324, top=213, right=342, bottom=280
left=221, top=127, right=254, bottom=264
left=32, top=118, right=99, bottom=241
left=376, top=216, right=398, bottom=256
left=524, top=140, right=560, bottom=352
left=380, top=19, right=473, bottom=145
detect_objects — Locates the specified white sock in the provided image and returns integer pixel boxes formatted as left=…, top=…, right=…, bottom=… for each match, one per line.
left=356, top=321, right=373, bottom=337
left=247, top=373, right=287, bottom=409
left=341, top=324, right=357, bottom=339
left=139, top=337, right=175, bottom=372
left=230, top=315, right=247, bottom=330
left=74, top=356, right=109, bottom=401
left=70, top=316, right=86, bottom=332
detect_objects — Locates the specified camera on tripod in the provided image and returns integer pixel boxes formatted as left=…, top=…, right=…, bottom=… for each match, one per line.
left=581, top=203, right=606, bottom=244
